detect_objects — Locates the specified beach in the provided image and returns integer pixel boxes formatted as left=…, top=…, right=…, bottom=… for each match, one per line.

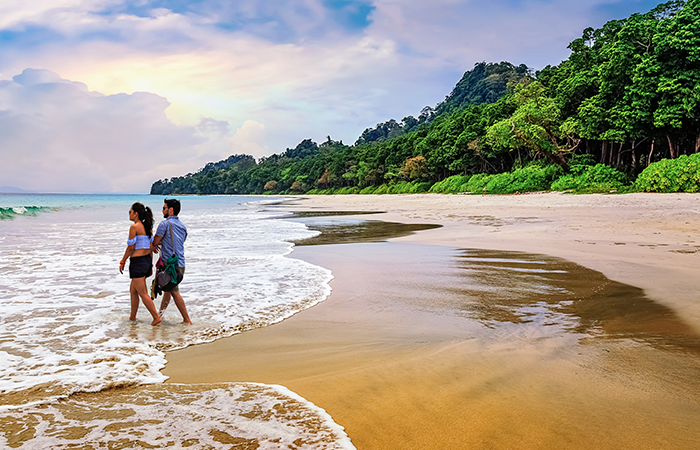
left=164, top=192, right=700, bottom=449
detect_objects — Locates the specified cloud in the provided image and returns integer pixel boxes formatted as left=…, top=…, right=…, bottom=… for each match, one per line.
left=230, top=120, right=268, bottom=159
left=0, top=1, right=668, bottom=192
left=366, top=0, right=665, bottom=70
left=190, top=118, right=268, bottom=162
left=0, top=69, right=218, bottom=193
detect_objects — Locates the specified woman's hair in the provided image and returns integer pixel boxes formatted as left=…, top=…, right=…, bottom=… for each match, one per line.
left=131, top=202, right=154, bottom=237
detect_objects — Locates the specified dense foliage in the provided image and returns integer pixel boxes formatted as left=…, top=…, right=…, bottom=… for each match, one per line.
left=634, top=153, right=700, bottom=192
left=152, top=0, right=700, bottom=196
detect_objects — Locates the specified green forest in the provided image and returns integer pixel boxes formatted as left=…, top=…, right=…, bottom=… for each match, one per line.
left=151, top=0, right=700, bottom=196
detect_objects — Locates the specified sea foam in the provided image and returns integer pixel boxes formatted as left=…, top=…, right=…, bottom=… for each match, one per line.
left=0, top=197, right=332, bottom=407
left=0, top=383, right=356, bottom=449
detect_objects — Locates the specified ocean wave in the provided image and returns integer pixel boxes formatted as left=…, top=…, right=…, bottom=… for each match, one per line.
left=0, top=206, right=57, bottom=220
left=0, top=383, right=356, bottom=449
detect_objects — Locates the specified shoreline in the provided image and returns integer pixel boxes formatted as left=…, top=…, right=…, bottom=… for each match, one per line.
left=275, top=192, right=700, bottom=332
left=164, top=193, right=700, bottom=449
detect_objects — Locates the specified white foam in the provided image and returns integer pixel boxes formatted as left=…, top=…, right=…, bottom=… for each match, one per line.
left=0, top=383, right=356, bottom=449
left=0, top=200, right=332, bottom=405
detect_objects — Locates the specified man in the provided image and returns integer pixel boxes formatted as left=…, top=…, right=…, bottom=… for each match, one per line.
left=152, top=198, right=192, bottom=324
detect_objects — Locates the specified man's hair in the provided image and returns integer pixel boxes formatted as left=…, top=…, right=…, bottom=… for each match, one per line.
left=164, top=198, right=181, bottom=216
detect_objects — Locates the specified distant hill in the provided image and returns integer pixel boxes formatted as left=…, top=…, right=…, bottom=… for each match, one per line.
left=433, top=61, right=531, bottom=116
left=200, top=154, right=254, bottom=174
left=0, top=186, right=34, bottom=193
left=354, top=61, right=530, bottom=145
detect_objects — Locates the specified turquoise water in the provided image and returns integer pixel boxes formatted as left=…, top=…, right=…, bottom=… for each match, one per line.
left=0, top=193, right=271, bottom=220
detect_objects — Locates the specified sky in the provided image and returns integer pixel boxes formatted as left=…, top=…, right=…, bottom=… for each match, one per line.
left=0, top=0, right=663, bottom=193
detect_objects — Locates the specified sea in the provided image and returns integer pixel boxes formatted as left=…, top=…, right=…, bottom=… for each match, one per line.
left=0, top=193, right=354, bottom=449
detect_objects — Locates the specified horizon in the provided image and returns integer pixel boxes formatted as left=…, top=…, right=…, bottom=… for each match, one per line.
left=1, top=0, right=664, bottom=193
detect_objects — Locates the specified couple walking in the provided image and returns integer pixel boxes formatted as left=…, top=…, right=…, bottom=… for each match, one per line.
left=119, top=198, right=192, bottom=325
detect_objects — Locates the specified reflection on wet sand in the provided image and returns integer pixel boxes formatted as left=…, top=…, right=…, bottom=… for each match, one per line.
left=291, top=214, right=700, bottom=355
left=291, top=217, right=442, bottom=246
left=452, top=249, right=700, bottom=353
left=162, top=230, right=700, bottom=449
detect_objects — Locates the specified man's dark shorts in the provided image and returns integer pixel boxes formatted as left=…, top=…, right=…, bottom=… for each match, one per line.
left=170, top=267, right=185, bottom=292
left=129, top=255, right=153, bottom=279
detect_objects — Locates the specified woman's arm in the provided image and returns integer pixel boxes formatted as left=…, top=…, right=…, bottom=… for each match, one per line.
left=119, top=224, right=138, bottom=274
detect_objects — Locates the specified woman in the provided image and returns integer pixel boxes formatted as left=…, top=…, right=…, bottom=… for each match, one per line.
left=119, top=202, right=161, bottom=325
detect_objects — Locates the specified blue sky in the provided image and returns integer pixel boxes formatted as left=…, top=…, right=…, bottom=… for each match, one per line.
left=0, top=0, right=663, bottom=192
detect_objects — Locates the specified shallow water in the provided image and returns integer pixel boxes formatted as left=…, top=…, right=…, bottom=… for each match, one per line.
left=4, top=202, right=700, bottom=448
left=0, top=194, right=359, bottom=448
left=0, top=383, right=354, bottom=449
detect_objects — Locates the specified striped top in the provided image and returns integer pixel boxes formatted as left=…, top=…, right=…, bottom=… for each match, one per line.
left=127, top=234, right=153, bottom=250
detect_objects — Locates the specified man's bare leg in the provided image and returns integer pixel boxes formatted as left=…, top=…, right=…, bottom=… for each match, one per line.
left=171, top=291, right=192, bottom=324
left=159, top=292, right=171, bottom=317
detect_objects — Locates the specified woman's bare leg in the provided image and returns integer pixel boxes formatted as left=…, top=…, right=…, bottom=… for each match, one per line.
left=129, top=282, right=140, bottom=321
left=134, top=278, right=161, bottom=325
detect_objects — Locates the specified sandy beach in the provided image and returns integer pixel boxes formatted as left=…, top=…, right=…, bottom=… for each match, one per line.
left=164, top=193, right=700, bottom=449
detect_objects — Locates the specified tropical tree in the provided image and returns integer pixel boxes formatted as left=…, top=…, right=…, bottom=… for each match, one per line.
left=400, top=156, right=429, bottom=180
left=486, top=81, right=576, bottom=170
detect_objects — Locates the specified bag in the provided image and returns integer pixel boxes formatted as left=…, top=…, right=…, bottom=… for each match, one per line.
left=156, top=255, right=183, bottom=292
left=154, top=221, right=184, bottom=294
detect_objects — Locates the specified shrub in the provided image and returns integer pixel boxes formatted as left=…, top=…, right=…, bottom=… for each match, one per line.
left=634, top=154, right=700, bottom=193
left=389, top=181, right=432, bottom=194
left=373, top=184, right=389, bottom=194
left=388, top=181, right=412, bottom=194
left=509, top=164, right=562, bottom=193
left=552, top=164, right=627, bottom=193
left=429, top=175, right=471, bottom=193
left=463, top=173, right=492, bottom=193
left=360, top=186, right=377, bottom=194
left=483, top=172, right=514, bottom=193
left=481, top=164, right=563, bottom=194
left=335, top=186, right=361, bottom=194
left=413, top=182, right=433, bottom=193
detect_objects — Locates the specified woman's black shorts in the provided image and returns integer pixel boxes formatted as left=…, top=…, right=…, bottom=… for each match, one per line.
left=129, top=255, right=153, bottom=279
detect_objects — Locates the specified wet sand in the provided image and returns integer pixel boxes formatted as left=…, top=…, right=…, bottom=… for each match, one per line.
left=164, top=193, right=700, bottom=449
left=279, top=192, right=700, bottom=331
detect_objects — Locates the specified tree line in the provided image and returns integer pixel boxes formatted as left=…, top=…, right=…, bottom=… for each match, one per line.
left=151, top=0, right=700, bottom=196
